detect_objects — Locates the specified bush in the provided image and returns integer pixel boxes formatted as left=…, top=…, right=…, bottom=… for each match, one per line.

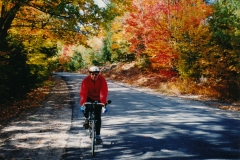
left=0, top=38, right=36, bottom=104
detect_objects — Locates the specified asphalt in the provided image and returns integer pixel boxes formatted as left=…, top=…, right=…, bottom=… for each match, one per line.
left=1, top=73, right=239, bottom=160
left=58, top=72, right=240, bottom=160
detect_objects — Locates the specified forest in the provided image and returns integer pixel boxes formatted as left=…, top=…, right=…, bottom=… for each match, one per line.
left=0, top=0, right=239, bottom=109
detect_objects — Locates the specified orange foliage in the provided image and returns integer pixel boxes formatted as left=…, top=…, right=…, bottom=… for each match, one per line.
left=124, top=0, right=212, bottom=72
left=58, top=45, right=73, bottom=65
left=124, top=0, right=179, bottom=70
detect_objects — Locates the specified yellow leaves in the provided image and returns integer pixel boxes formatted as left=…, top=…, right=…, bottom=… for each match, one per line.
left=111, top=43, right=119, bottom=50
left=228, top=65, right=238, bottom=72
left=27, top=53, right=48, bottom=65
left=111, top=16, right=126, bottom=42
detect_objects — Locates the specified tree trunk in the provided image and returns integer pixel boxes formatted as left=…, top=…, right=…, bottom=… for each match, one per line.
left=0, top=2, right=21, bottom=40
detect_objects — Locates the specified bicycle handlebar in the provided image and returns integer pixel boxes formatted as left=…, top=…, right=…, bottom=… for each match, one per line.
left=83, top=100, right=112, bottom=106
left=84, top=102, right=105, bottom=106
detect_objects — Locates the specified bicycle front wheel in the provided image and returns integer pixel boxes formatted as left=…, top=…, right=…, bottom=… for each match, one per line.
left=91, top=120, right=95, bottom=156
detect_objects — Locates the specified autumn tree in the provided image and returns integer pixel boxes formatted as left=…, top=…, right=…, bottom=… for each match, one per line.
left=124, top=0, right=177, bottom=71
left=0, top=0, right=134, bottom=103
left=102, top=16, right=131, bottom=63
left=124, top=0, right=213, bottom=76
left=206, top=0, right=240, bottom=99
left=172, top=0, right=213, bottom=80
left=100, top=0, right=132, bottom=64
left=109, top=16, right=131, bottom=62
left=1, top=0, right=109, bottom=43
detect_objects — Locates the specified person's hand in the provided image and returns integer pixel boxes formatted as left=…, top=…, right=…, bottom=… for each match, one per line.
left=102, top=106, right=108, bottom=113
left=80, top=106, right=85, bottom=113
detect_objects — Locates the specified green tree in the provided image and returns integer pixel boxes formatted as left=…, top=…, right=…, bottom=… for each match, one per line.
left=68, top=51, right=84, bottom=71
left=206, top=0, right=240, bottom=99
left=102, top=30, right=112, bottom=63
left=100, top=0, right=132, bottom=63
left=0, top=38, right=34, bottom=104
left=24, top=37, right=58, bottom=79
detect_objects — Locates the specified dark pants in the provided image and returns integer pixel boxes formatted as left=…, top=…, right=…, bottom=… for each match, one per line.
left=84, top=97, right=102, bottom=135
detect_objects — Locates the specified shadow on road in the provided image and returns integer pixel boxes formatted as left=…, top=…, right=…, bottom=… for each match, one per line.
left=59, top=73, right=240, bottom=159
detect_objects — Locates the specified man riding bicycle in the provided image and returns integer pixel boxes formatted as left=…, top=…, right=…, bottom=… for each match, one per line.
left=80, top=66, right=108, bottom=144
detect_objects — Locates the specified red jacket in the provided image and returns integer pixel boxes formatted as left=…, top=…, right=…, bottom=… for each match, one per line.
left=80, top=74, right=108, bottom=106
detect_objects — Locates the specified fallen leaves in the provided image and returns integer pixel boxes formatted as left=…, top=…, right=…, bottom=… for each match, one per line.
left=0, top=83, right=51, bottom=121
left=102, top=62, right=240, bottom=112
left=220, top=105, right=240, bottom=111
left=0, top=76, right=71, bottom=160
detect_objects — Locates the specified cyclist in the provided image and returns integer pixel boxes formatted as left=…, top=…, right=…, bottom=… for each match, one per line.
left=80, top=66, right=108, bottom=144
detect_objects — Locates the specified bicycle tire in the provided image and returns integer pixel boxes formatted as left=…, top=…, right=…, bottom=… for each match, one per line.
left=91, top=120, right=95, bottom=156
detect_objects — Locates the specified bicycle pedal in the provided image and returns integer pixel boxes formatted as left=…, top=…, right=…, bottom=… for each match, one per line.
left=95, top=139, right=102, bottom=145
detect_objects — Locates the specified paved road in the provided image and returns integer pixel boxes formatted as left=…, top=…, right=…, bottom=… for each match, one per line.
left=56, top=72, right=240, bottom=160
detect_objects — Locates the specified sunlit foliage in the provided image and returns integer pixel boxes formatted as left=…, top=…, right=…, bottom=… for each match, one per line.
left=172, top=0, right=213, bottom=80
left=0, top=0, right=124, bottom=104
left=206, top=0, right=240, bottom=99
left=124, top=0, right=211, bottom=73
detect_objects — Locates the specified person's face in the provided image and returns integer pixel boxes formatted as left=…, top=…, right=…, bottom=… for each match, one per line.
left=90, top=72, right=99, bottom=81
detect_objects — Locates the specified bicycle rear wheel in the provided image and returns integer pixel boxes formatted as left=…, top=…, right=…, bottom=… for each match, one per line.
left=91, top=120, right=95, bottom=156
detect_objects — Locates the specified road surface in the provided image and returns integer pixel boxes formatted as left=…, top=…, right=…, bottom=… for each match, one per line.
left=56, top=72, right=240, bottom=160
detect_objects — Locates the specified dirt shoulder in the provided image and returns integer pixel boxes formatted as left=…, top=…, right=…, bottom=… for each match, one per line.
left=0, top=75, right=72, bottom=160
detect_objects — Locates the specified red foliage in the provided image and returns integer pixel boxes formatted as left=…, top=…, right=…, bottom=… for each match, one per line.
left=124, top=0, right=180, bottom=69
left=58, top=45, right=72, bottom=65
left=124, top=0, right=211, bottom=72
left=159, top=69, right=178, bottom=79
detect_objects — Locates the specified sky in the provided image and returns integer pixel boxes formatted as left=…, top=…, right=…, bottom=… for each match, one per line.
left=94, top=0, right=106, bottom=8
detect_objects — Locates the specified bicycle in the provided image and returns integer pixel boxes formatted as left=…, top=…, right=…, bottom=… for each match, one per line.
left=83, top=100, right=111, bottom=156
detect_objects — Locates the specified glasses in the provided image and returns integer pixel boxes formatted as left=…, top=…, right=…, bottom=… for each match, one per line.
left=90, top=72, right=99, bottom=76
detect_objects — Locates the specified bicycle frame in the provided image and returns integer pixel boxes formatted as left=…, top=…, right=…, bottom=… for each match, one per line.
left=84, top=101, right=104, bottom=156
left=83, top=100, right=111, bottom=156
